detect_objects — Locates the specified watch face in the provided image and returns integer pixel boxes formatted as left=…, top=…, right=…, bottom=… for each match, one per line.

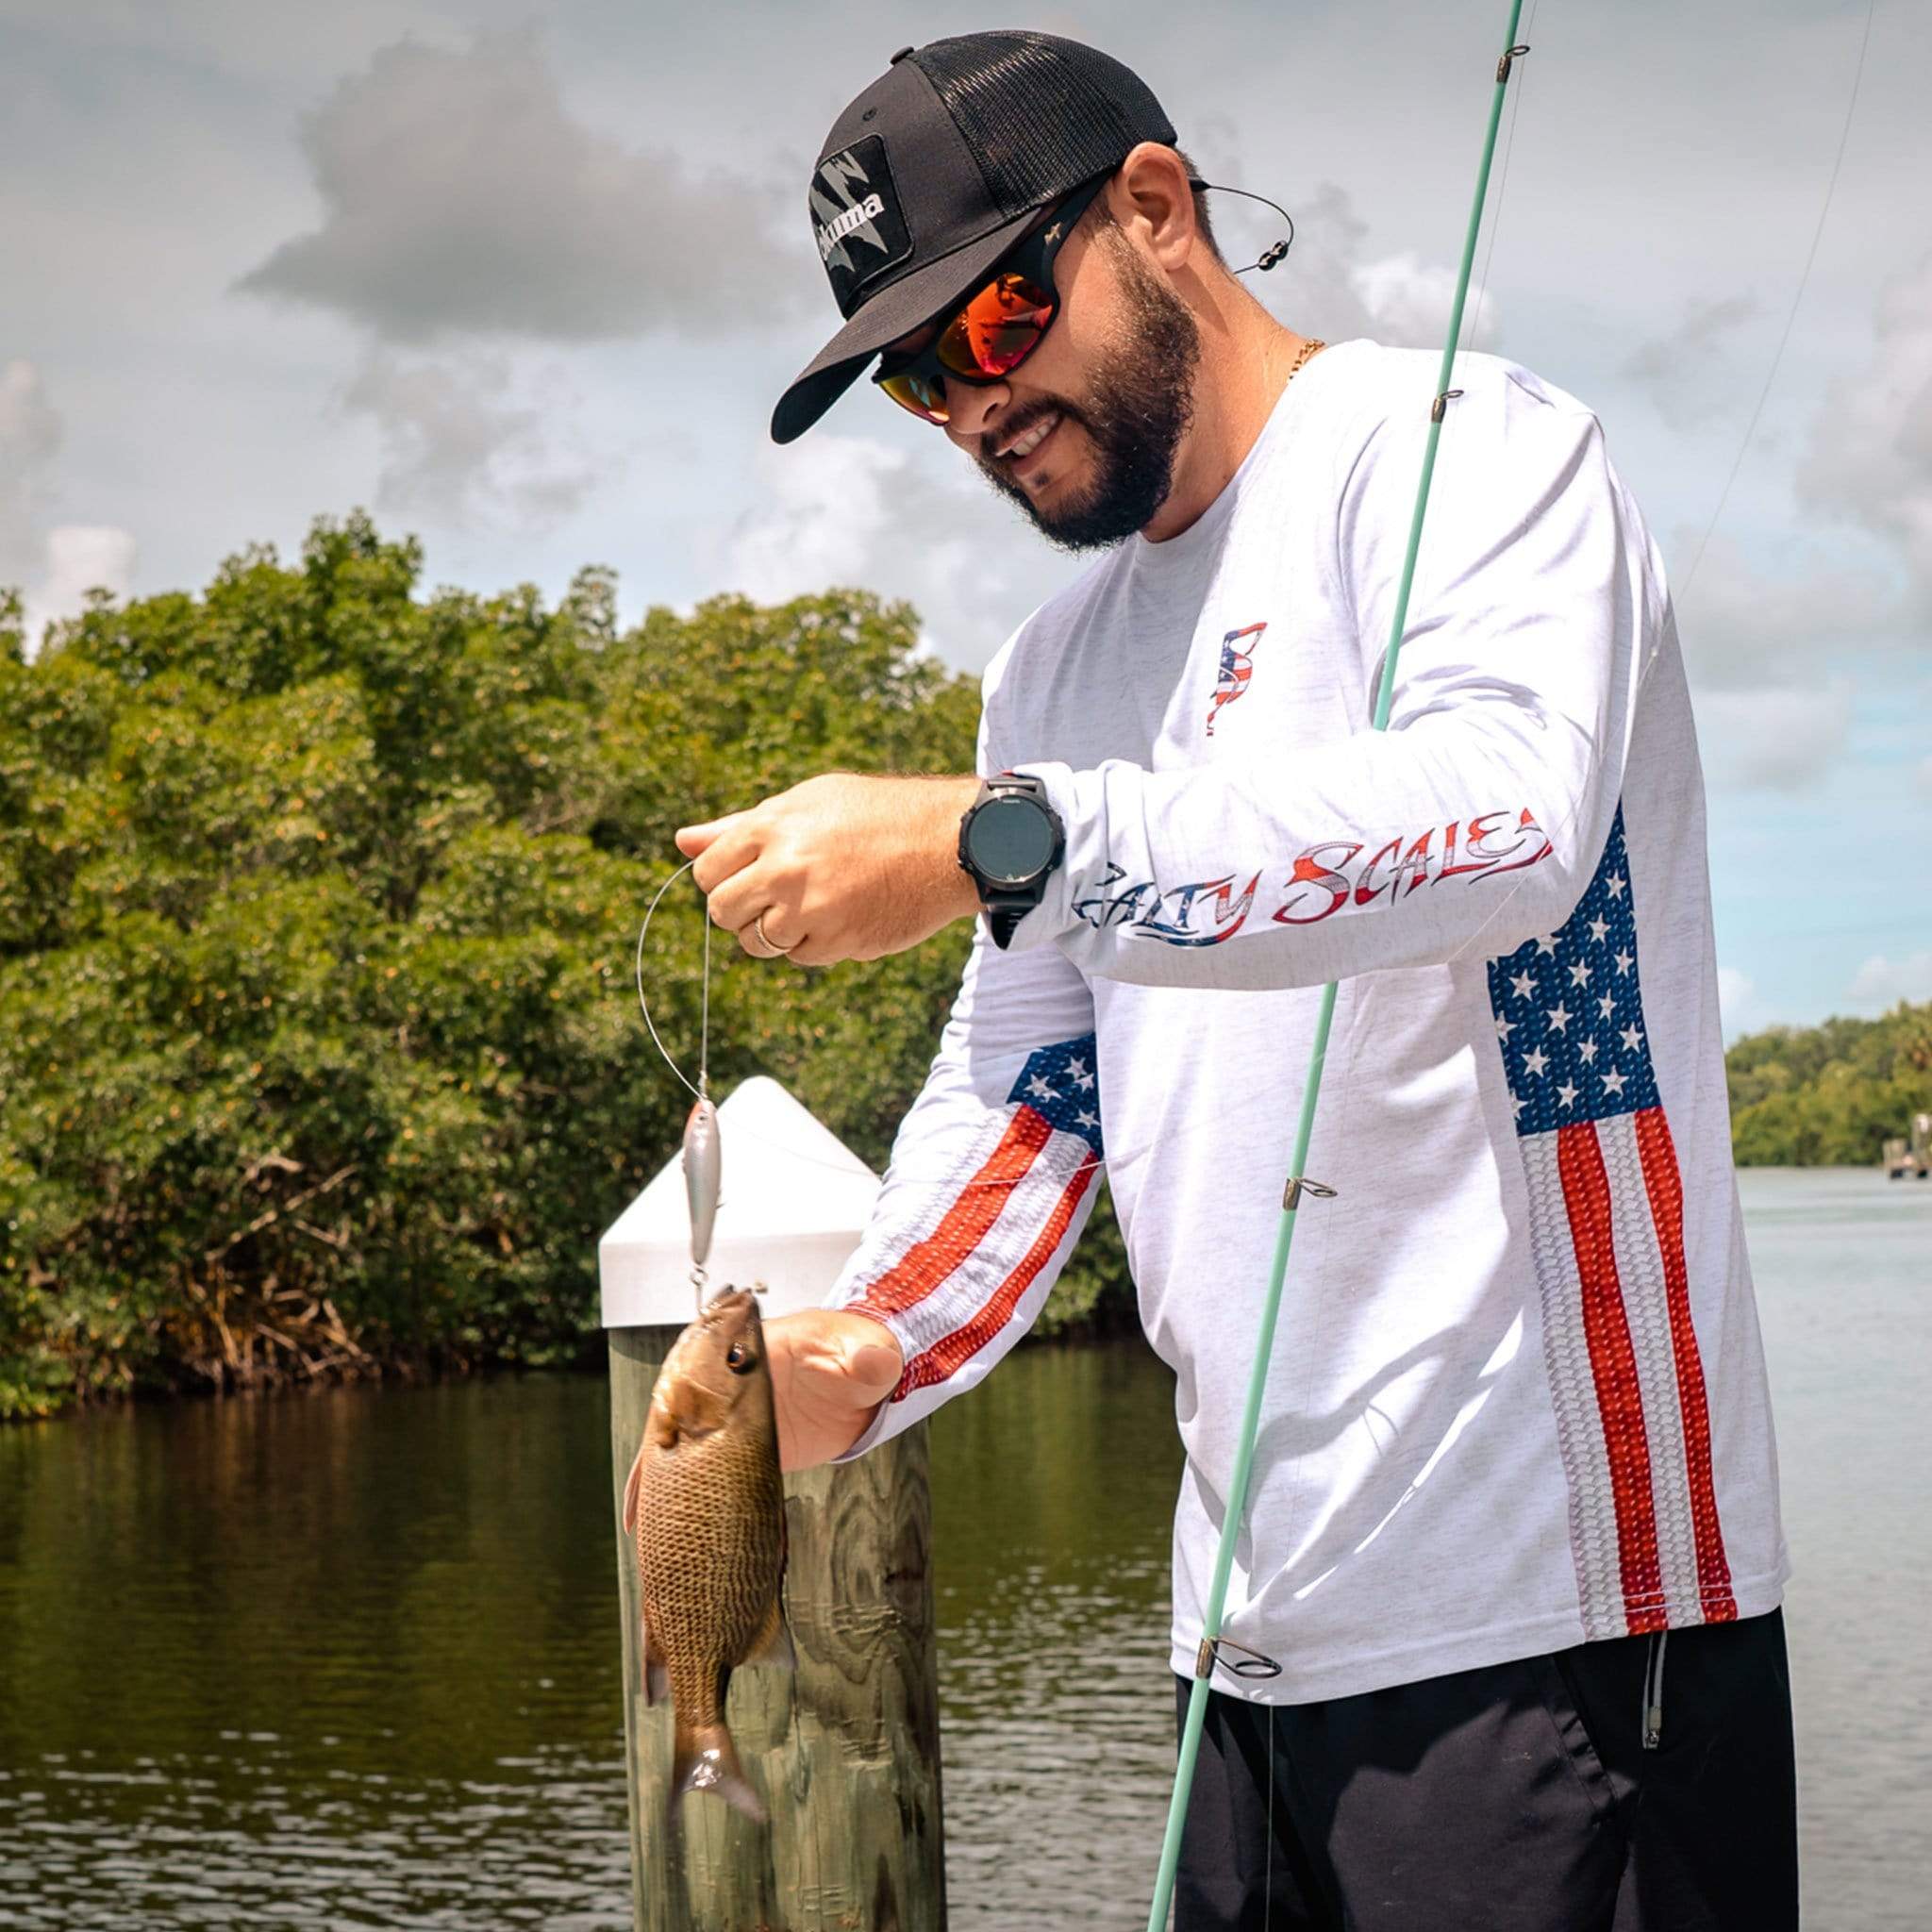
left=967, top=794, right=1057, bottom=884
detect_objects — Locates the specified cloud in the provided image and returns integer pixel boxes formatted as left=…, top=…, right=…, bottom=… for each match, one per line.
left=0, top=367, right=140, bottom=657
left=238, top=33, right=798, bottom=345
left=1847, top=950, right=1932, bottom=1011
left=1279, top=184, right=1501, bottom=353
left=1620, top=295, right=1762, bottom=425
left=726, top=431, right=1078, bottom=674
left=21, top=525, right=136, bottom=656
left=1672, top=528, right=1896, bottom=690
left=1695, top=680, right=1853, bottom=791
left=1917, top=754, right=1932, bottom=804
left=1670, top=528, right=1894, bottom=791
left=730, top=434, right=908, bottom=598
left=0, top=358, right=64, bottom=578
left=1800, top=251, right=1932, bottom=608
left=1350, top=251, right=1502, bottom=354
left=343, top=349, right=594, bottom=525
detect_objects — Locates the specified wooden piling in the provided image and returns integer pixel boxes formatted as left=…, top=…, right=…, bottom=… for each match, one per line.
left=609, top=1326, right=947, bottom=1932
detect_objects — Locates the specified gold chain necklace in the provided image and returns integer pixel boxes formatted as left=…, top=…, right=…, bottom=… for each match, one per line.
left=1286, top=335, right=1326, bottom=382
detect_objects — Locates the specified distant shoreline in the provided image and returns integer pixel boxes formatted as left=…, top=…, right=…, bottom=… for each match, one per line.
left=1726, top=1003, right=1931, bottom=1168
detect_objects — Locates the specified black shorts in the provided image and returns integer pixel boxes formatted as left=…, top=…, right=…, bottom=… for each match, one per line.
left=1174, top=1607, right=1797, bottom=1931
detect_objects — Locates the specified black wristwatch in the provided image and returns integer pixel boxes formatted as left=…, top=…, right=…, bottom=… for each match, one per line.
left=957, top=772, right=1065, bottom=949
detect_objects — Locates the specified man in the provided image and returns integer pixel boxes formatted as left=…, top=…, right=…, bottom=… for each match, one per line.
left=676, top=30, right=1796, bottom=1931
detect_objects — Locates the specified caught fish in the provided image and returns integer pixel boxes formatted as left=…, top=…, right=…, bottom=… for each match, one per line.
left=683, top=1096, right=721, bottom=1270
left=622, top=1288, right=791, bottom=1824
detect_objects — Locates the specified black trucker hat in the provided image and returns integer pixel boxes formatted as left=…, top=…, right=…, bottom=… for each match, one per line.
left=770, top=31, right=1177, bottom=444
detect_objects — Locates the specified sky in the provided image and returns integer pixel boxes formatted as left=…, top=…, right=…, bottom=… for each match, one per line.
left=3, top=0, right=1928, bottom=1034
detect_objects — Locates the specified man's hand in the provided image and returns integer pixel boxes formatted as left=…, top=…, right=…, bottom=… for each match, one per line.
left=763, top=1307, right=905, bottom=1471
left=676, top=773, right=981, bottom=965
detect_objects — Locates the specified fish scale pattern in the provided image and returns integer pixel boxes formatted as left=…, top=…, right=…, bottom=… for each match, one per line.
left=634, top=1302, right=787, bottom=1791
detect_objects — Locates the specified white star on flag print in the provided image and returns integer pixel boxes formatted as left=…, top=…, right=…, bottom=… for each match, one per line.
left=1486, top=804, right=1738, bottom=1641
left=842, top=1033, right=1104, bottom=1402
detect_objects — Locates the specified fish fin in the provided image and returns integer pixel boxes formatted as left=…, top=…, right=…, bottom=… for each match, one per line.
left=641, top=1607, right=669, bottom=1707
left=670, top=1717, right=764, bottom=1825
left=621, top=1441, right=646, bottom=1535
left=742, top=1591, right=796, bottom=1673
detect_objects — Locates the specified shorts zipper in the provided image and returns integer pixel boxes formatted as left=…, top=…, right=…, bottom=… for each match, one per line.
left=1641, top=1628, right=1669, bottom=1751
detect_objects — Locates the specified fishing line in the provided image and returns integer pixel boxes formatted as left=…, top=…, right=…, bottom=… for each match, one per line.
left=635, top=859, right=707, bottom=1106
left=1282, top=5, right=1545, bottom=1595
left=1462, top=0, right=1540, bottom=355
left=1677, top=0, right=1877, bottom=604
left=1423, top=0, right=1876, bottom=979
left=1142, top=8, right=1530, bottom=1924
left=634, top=863, right=1109, bottom=1193
left=700, top=893, right=711, bottom=1096
left=1297, top=0, right=1873, bottom=994
left=1142, top=10, right=1879, bottom=1923
left=628, top=5, right=1871, bottom=1195
left=1264, top=1702, right=1275, bottom=1930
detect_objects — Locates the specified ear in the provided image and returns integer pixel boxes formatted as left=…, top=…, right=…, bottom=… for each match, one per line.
left=1114, top=142, right=1204, bottom=275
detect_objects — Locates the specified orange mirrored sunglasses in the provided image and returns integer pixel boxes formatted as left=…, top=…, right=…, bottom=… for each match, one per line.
left=873, top=175, right=1108, bottom=425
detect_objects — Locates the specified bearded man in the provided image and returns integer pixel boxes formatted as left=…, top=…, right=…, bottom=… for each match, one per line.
left=676, top=31, right=1796, bottom=1930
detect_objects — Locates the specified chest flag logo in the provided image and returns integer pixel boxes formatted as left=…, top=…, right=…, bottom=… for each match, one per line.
left=1207, top=623, right=1266, bottom=736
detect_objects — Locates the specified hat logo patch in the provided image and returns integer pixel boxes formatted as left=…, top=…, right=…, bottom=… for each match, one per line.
left=817, top=192, right=885, bottom=261
left=808, top=135, right=912, bottom=312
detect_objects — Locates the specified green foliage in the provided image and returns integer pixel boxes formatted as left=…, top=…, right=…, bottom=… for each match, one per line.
left=0, top=513, right=1127, bottom=1419
left=6, top=510, right=1919, bottom=1423
left=1727, top=1003, right=1932, bottom=1165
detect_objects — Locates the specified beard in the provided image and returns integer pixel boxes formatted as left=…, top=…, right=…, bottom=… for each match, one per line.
left=974, top=226, right=1201, bottom=553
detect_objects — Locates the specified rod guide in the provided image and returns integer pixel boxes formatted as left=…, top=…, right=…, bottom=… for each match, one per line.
left=1193, top=1636, right=1285, bottom=1681
left=1281, top=1175, right=1339, bottom=1210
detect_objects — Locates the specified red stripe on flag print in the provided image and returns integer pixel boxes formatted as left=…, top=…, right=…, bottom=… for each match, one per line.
left=1633, top=1107, right=1738, bottom=1622
left=852, top=1108, right=1055, bottom=1324
left=1594, top=1112, right=1701, bottom=1620
left=898, top=1149, right=1101, bottom=1394
left=1556, top=1121, right=1669, bottom=1635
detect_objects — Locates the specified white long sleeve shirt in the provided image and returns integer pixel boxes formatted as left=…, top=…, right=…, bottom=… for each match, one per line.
left=828, top=340, right=1788, bottom=1703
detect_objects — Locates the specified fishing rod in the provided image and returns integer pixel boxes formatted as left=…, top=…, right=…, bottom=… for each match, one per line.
left=1142, top=5, right=1530, bottom=1924
left=613, top=0, right=1876, bottom=1900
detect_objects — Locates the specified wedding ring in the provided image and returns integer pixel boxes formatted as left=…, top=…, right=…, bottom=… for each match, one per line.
left=753, top=910, right=796, bottom=956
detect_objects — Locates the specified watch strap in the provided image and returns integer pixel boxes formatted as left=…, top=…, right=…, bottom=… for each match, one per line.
left=986, top=903, right=1028, bottom=950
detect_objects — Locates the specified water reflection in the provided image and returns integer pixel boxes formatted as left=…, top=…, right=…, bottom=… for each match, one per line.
left=927, top=1342, right=1180, bottom=1925
left=0, top=1379, right=634, bottom=1929
left=0, top=1350, right=1183, bottom=1931
left=0, top=1169, right=1924, bottom=1928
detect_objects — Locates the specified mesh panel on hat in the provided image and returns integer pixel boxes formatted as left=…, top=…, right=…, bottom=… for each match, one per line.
left=908, top=31, right=1177, bottom=217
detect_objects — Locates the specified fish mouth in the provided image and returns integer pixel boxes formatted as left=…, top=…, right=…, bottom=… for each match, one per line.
left=699, top=1288, right=759, bottom=1327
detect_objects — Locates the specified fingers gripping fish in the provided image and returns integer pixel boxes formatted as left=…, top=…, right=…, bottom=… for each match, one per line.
left=621, top=1290, right=792, bottom=1824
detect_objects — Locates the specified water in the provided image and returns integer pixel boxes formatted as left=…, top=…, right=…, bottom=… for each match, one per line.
left=0, top=1167, right=1924, bottom=1928
left=1729, top=1167, right=1932, bottom=1931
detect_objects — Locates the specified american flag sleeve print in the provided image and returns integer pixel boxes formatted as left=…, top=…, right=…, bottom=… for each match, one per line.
left=827, top=932, right=1104, bottom=1457
left=1488, top=803, right=1736, bottom=1640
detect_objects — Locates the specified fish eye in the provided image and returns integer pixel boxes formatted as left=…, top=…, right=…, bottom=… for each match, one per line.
left=724, top=1341, right=756, bottom=1374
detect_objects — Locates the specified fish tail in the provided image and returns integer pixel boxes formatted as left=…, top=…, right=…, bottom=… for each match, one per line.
left=669, top=1715, right=764, bottom=1825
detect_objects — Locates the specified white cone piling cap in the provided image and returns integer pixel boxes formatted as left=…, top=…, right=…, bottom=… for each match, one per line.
left=598, top=1074, right=882, bottom=1327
